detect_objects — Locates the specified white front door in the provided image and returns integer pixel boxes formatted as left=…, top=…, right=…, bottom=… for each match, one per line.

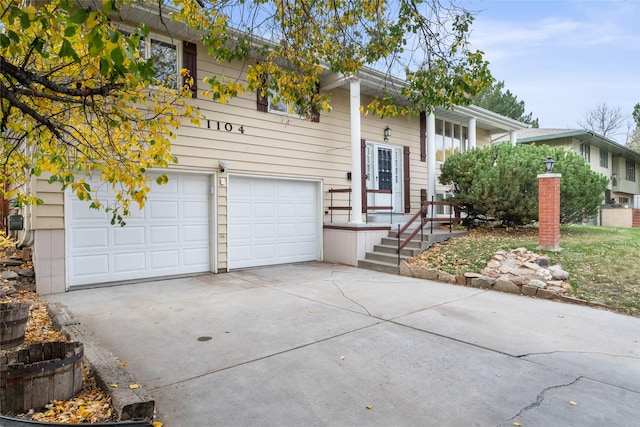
left=365, top=143, right=403, bottom=212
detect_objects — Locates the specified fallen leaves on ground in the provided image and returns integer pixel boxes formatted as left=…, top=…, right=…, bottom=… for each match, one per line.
left=1, top=281, right=117, bottom=423
left=27, top=364, right=115, bottom=423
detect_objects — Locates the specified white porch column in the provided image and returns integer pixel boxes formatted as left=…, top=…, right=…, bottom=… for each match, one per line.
left=510, top=130, right=518, bottom=146
left=427, top=112, right=436, bottom=217
left=349, top=78, right=363, bottom=223
left=468, top=117, right=477, bottom=150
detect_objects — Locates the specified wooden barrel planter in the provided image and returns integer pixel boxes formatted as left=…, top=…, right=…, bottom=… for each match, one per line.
left=0, top=302, right=30, bottom=350
left=0, top=341, right=84, bottom=414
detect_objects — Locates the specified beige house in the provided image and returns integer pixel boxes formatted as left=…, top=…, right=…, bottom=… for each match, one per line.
left=15, top=10, right=528, bottom=294
left=515, top=128, right=640, bottom=226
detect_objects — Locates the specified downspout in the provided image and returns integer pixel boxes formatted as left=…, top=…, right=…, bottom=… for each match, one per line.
left=17, top=144, right=35, bottom=249
left=16, top=203, right=34, bottom=249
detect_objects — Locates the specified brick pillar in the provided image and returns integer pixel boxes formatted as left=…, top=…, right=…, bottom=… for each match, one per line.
left=538, top=173, right=561, bottom=251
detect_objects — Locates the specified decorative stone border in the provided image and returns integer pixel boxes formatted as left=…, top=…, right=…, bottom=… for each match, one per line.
left=400, top=247, right=571, bottom=300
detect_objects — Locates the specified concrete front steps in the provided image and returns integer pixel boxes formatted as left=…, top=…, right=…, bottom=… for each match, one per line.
left=357, top=228, right=467, bottom=275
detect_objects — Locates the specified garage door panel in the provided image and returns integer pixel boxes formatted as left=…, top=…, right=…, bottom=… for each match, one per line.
left=149, top=225, right=179, bottom=244
left=276, top=242, right=296, bottom=257
left=150, top=250, right=180, bottom=269
left=114, top=252, right=146, bottom=273
left=113, top=226, right=145, bottom=247
left=128, top=205, right=145, bottom=219
left=182, top=176, right=210, bottom=194
left=67, top=173, right=211, bottom=287
left=183, top=224, right=208, bottom=243
left=254, top=181, right=275, bottom=197
left=296, top=202, right=316, bottom=216
left=73, top=254, right=109, bottom=277
left=254, top=243, right=277, bottom=260
left=296, top=240, right=317, bottom=256
left=254, top=223, right=275, bottom=239
left=151, top=176, right=179, bottom=196
left=276, top=203, right=296, bottom=218
left=70, top=199, right=109, bottom=221
left=72, top=228, right=109, bottom=249
left=183, top=201, right=209, bottom=218
left=228, top=176, right=319, bottom=269
left=183, top=248, right=209, bottom=266
left=229, top=202, right=251, bottom=217
left=149, top=201, right=179, bottom=219
left=276, top=224, right=295, bottom=237
left=253, top=202, right=275, bottom=217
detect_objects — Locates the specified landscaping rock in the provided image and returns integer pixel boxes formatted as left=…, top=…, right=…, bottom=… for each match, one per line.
left=437, top=271, right=456, bottom=283
left=1, top=271, right=19, bottom=280
left=18, top=269, right=35, bottom=277
left=494, top=278, right=521, bottom=294
left=528, top=279, right=547, bottom=289
left=521, top=285, right=538, bottom=297
left=537, top=289, right=559, bottom=300
left=550, top=267, right=569, bottom=280
left=471, top=276, right=495, bottom=289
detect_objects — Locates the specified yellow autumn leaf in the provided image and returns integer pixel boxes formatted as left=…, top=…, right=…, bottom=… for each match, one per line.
left=513, top=422, right=522, bottom=426
left=569, top=401, right=577, bottom=405
left=365, top=405, right=373, bottom=410
left=121, top=361, right=128, bottom=367
left=129, top=384, right=140, bottom=389
left=109, top=384, right=118, bottom=388
left=152, top=422, right=163, bottom=427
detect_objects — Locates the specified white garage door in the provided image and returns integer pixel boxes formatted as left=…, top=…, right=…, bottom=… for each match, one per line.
left=66, top=173, right=211, bottom=287
left=228, top=176, right=320, bottom=269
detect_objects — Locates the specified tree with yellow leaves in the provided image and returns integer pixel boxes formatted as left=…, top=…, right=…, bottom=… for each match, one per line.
left=1, top=0, right=492, bottom=223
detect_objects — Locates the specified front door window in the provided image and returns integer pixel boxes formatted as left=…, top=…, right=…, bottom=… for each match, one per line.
left=365, top=142, right=402, bottom=212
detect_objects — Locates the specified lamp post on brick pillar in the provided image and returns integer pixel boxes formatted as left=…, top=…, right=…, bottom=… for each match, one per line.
left=538, top=156, right=561, bottom=251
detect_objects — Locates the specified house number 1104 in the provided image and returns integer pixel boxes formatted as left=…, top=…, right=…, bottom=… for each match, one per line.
left=207, top=120, right=245, bottom=134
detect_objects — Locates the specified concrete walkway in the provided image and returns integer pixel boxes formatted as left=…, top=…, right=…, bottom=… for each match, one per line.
left=45, top=262, right=640, bottom=426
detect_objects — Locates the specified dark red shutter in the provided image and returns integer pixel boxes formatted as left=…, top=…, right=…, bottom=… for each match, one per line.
left=257, top=69, right=268, bottom=112
left=404, top=146, right=411, bottom=213
left=257, top=86, right=268, bottom=112
left=182, top=41, right=197, bottom=98
left=361, top=139, right=367, bottom=214
left=420, top=111, right=426, bottom=162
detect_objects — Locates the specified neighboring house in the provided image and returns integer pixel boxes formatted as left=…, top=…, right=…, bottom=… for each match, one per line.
left=17, top=8, right=528, bottom=294
left=514, top=128, right=640, bottom=227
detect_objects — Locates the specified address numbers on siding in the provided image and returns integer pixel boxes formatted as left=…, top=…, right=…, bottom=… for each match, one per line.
left=206, top=120, right=245, bottom=134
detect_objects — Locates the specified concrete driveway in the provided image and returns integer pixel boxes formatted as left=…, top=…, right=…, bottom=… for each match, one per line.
left=45, top=262, right=640, bottom=426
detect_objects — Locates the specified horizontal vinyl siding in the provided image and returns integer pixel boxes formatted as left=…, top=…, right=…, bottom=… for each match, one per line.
left=33, top=176, right=64, bottom=230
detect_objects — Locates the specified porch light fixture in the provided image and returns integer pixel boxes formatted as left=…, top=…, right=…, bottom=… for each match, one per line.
left=543, top=156, right=554, bottom=174
left=219, top=160, right=230, bottom=172
left=384, top=126, right=391, bottom=142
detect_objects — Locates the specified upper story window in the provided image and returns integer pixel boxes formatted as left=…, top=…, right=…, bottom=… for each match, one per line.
left=435, top=119, right=468, bottom=162
left=257, top=87, right=320, bottom=122
left=599, top=149, right=608, bottom=168
left=120, top=27, right=181, bottom=88
left=580, top=143, right=591, bottom=163
left=268, top=95, right=302, bottom=117
left=626, top=160, right=636, bottom=182
left=140, top=36, right=180, bottom=88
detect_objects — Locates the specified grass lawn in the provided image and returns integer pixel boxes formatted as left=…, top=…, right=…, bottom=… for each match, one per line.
left=409, top=225, right=640, bottom=317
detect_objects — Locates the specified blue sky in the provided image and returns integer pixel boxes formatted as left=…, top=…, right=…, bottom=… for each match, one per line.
left=461, top=0, right=640, bottom=142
